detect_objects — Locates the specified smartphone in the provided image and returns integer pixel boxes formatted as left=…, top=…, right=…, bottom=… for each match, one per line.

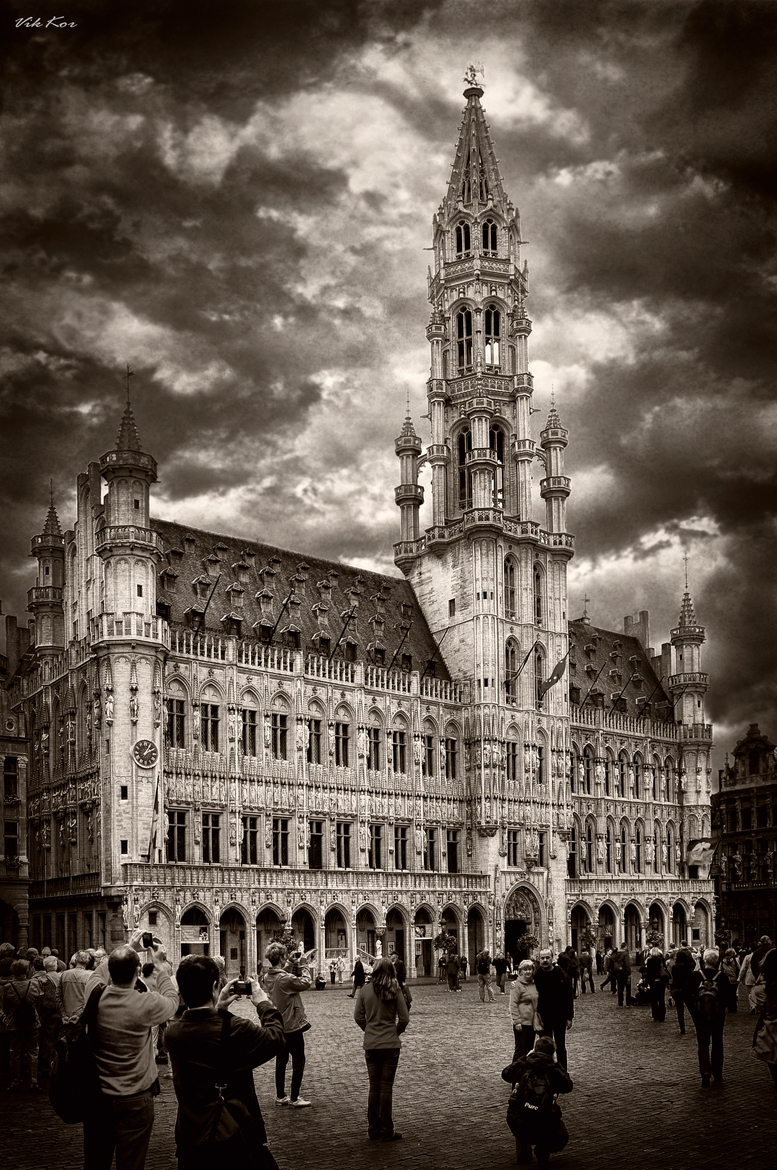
left=141, top=932, right=154, bottom=948
left=234, top=980, right=252, bottom=996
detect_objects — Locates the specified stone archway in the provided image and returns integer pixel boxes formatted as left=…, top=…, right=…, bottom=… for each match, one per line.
left=356, top=906, right=378, bottom=960
left=256, top=906, right=285, bottom=971
left=180, top=906, right=211, bottom=958
left=570, top=903, right=592, bottom=953
left=414, top=905, right=434, bottom=977
left=385, top=906, right=407, bottom=964
left=648, top=901, right=666, bottom=947
left=467, top=904, right=486, bottom=964
left=597, top=904, right=616, bottom=951
left=672, top=902, right=688, bottom=948
left=624, top=903, right=642, bottom=952
left=324, top=906, right=349, bottom=961
left=504, top=885, right=542, bottom=966
left=219, top=907, right=246, bottom=979
left=291, top=905, right=315, bottom=953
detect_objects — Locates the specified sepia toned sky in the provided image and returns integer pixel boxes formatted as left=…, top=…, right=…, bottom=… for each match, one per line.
left=1, top=0, right=776, bottom=762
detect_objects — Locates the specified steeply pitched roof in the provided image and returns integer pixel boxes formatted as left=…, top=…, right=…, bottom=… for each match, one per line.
left=151, top=517, right=450, bottom=679
left=568, top=618, right=671, bottom=719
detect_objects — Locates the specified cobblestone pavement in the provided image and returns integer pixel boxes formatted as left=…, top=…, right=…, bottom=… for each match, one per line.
left=3, top=980, right=776, bottom=1170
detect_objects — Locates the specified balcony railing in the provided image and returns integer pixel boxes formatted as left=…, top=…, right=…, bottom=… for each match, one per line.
left=122, top=862, right=489, bottom=894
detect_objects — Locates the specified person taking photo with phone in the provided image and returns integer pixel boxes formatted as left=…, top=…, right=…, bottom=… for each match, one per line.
left=264, top=942, right=314, bottom=1107
left=165, top=958, right=285, bottom=1170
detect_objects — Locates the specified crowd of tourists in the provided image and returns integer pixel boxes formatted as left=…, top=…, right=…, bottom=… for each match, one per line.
left=1, top=930, right=775, bottom=1169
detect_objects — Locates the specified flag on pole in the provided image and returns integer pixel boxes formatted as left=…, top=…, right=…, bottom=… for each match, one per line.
left=539, top=648, right=571, bottom=697
left=147, top=773, right=160, bottom=860
left=686, top=839, right=715, bottom=866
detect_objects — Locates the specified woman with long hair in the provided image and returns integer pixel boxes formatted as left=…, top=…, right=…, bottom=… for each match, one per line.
left=354, top=956, right=410, bottom=1141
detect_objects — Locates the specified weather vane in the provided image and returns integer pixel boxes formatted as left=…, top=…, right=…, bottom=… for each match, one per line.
left=464, top=63, right=484, bottom=88
left=582, top=593, right=591, bottom=621
left=683, top=550, right=689, bottom=591
left=125, top=363, right=134, bottom=404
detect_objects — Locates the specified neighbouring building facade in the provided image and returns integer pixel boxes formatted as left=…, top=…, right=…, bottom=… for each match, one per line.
left=0, top=608, right=31, bottom=947
left=713, top=725, right=777, bottom=947
left=5, top=74, right=715, bottom=975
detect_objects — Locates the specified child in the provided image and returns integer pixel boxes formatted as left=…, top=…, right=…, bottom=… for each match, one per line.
left=502, top=1036, right=573, bottom=1166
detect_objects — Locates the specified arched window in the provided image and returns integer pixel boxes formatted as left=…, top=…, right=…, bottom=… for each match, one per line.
left=618, top=753, right=628, bottom=798
left=537, top=741, right=546, bottom=785
left=605, top=822, right=613, bottom=872
left=482, top=218, right=497, bottom=253
left=652, top=757, right=660, bottom=801
left=503, top=557, right=516, bottom=618
left=634, top=756, right=642, bottom=799
left=567, top=821, right=578, bottom=878
left=666, top=825, right=674, bottom=874
left=583, top=746, right=594, bottom=795
left=585, top=820, right=594, bottom=872
left=457, top=309, right=473, bottom=371
left=665, top=759, right=674, bottom=802
left=534, top=646, right=545, bottom=707
left=635, top=825, right=643, bottom=872
left=505, top=639, right=519, bottom=703
left=457, top=428, right=472, bottom=509
left=604, top=753, right=612, bottom=797
left=490, top=423, right=504, bottom=506
left=569, top=749, right=577, bottom=794
left=620, top=823, right=628, bottom=873
left=455, top=222, right=471, bottom=256
left=533, top=565, right=543, bottom=624
left=484, top=305, right=501, bottom=369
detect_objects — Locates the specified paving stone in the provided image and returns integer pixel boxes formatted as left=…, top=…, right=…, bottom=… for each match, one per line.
left=3, top=980, right=776, bottom=1169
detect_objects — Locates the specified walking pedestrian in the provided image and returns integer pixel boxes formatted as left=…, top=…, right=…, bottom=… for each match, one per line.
left=446, top=951, right=461, bottom=992
left=3, top=958, right=41, bottom=1092
left=669, top=947, right=695, bottom=1035
left=533, top=950, right=574, bottom=1071
left=494, top=953, right=509, bottom=994
left=354, top=956, right=410, bottom=1142
left=738, top=947, right=757, bottom=1013
left=751, top=946, right=777, bottom=1093
left=610, top=942, right=632, bottom=1007
left=644, top=947, right=668, bottom=1022
left=509, top=960, right=541, bottom=1061
left=720, top=948, right=740, bottom=1012
left=687, top=949, right=728, bottom=1087
left=460, top=954, right=468, bottom=982
left=437, top=953, right=446, bottom=983
left=348, top=956, right=365, bottom=998
left=476, top=950, right=496, bottom=1003
left=264, top=943, right=314, bottom=1108
left=578, top=950, right=594, bottom=994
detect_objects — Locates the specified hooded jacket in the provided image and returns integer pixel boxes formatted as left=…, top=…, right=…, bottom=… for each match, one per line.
left=263, top=963, right=311, bottom=1034
left=501, top=1047, right=574, bottom=1096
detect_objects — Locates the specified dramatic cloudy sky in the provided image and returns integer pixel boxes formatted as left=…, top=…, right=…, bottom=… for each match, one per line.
left=1, top=0, right=776, bottom=762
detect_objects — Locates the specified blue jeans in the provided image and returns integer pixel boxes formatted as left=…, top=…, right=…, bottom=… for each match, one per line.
left=365, top=1047, right=400, bottom=1138
left=83, top=1087, right=155, bottom=1170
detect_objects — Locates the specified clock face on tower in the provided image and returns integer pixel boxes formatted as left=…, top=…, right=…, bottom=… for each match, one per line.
left=132, top=739, right=158, bottom=768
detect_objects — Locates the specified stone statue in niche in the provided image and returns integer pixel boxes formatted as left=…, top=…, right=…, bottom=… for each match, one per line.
left=596, top=837, right=605, bottom=862
left=614, top=841, right=622, bottom=865
left=153, top=690, right=162, bottom=725
left=129, top=692, right=139, bottom=721
left=644, top=837, right=654, bottom=866
left=630, top=840, right=636, bottom=864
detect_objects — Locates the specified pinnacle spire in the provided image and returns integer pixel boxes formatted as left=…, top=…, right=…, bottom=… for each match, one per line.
left=546, top=390, right=561, bottom=429
left=678, top=554, right=697, bottom=626
left=115, top=400, right=143, bottom=452
left=444, top=71, right=507, bottom=212
left=42, top=481, right=62, bottom=537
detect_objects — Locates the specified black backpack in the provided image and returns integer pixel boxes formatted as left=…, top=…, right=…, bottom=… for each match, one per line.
left=49, top=985, right=104, bottom=1123
left=8, top=983, right=37, bottom=1029
left=697, top=977, right=719, bottom=1022
left=508, top=1066, right=555, bottom=1132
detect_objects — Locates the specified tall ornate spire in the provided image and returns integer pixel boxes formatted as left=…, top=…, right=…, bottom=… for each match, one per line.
left=444, top=68, right=508, bottom=213
left=115, top=401, right=143, bottom=453
left=42, top=481, right=62, bottom=537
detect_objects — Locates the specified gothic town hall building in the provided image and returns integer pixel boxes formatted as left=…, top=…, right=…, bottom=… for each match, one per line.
left=3, top=78, right=715, bottom=976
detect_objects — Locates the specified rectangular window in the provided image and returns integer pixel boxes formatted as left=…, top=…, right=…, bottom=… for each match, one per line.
left=507, top=828, right=520, bottom=867
left=272, top=817, right=288, bottom=866
left=392, top=731, right=406, bottom=774
left=448, top=599, right=456, bottom=617
left=394, top=825, right=408, bottom=870
left=307, top=719, right=322, bottom=765
left=756, top=802, right=768, bottom=829
left=166, top=698, right=185, bottom=748
left=4, top=820, right=18, bottom=858
left=447, top=828, right=459, bottom=873
left=421, top=734, right=435, bottom=778
left=166, top=810, right=187, bottom=862
left=423, top=827, right=437, bottom=871
left=367, top=728, right=381, bottom=771
left=741, top=807, right=752, bottom=831
left=241, top=816, right=258, bottom=865
left=444, top=737, right=458, bottom=780
left=271, top=714, right=288, bottom=761
left=538, top=831, right=547, bottom=868
left=309, top=820, right=323, bottom=870
left=506, top=743, right=519, bottom=783
left=336, top=822, right=351, bottom=868
left=202, top=813, right=221, bottom=864
left=335, top=723, right=350, bottom=768
left=241, top=709, right=257, bottom=757
left=3, top=757, right=18, bottom=801
left=120, top=785, right=128, bottom=801
left=137, top=584, right=143, bottom=597
left=200, top=703, right=219, bottom=752
left=120, top=839, right=128, bottom=855
left=369, top=823, right=382, bottom=870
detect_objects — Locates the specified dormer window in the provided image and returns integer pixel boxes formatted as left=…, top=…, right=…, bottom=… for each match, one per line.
left=482, top=218, right=497, bottom=254
left=484, top=305, right=501, bottom=368
left=457, top=309, right=473, bottom=371
left=455, top=222, right=471, bottom=256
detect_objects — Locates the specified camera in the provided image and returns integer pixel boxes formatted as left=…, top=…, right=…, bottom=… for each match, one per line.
left=141, top=932, right=154, bottom=948
left=234, top=980, right=252, bottom=996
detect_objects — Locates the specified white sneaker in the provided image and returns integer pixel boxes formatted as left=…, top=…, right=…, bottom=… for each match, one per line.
left=290, top=1097, right=312, bottom=1107
left=275, top=1097, right=290, bottom=1106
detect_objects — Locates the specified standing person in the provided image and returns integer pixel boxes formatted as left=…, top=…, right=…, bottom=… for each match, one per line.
left=34, top=955, right=62, bottom=1083
left=459, top=954, right=468, bottom=982
left=501, top=1036, right=573, bottom=1168
left=336, top=956, right=345, bottom=984
left=392, top=954, right=412, bottom=1010
left=264, top=942, right=313, bottom=1108
left=3, top=958, right=41, bottom=1092
left=644, top=948, right=668, bottom=1022
left=82, top=932, right=179, bottom=1170
left=509, top=960, right=541, bottom=1061
left=751, top=935, right=774, bottom=980
left=329, top=959, right=337, bottom=985
left=610, top=942, right=632, bottom=1007
left=533, top=950, right=574, bottom=1071
left=687, top=949, right=728, bottom=1087
left=446, top=951, right=461, bottom=993
left=670, top=947, right=696, bottom=1035
left=165, top=956, right=285, bottom=1170
left=349, top=956, right=366, bottom=998
left=354, top=956, right=410, bottom=1142
left=493, top=953, right=509, bottom=994
left=738, top=946, right=757, bottom=1013
left=578, top=950, right=594, bottom=994
left=563, top=948, right=580, bottom=998
left=751, top=947, right=777, bottom=1093
left=437, top=952, right=446, bottom=983
left=476, top=949, right=496, bottom=1003
left=594, top=949, right=604, bottom=976
left=600, top=948, right=615, bottom=993
left=720, top=948, right=740, bottom=1012
left=58, top=950, right=91, bottom=1022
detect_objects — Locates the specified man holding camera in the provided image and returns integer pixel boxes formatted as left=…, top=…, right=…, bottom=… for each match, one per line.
left=165, top=957, right=285, bottom=1170
left=264, top=942, right=314, bottom=1107
left=82, top=928, right=179, bottom=1170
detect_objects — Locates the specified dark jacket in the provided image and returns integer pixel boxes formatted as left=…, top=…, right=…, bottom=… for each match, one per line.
left=645, top=954, right=667, bottom=984
left=493, top=957, right=509, bottom=977
left=165, top=1002, right=285, bottom=1158
left=686, top=966, right=728, bottom=1026
left=502, top=1047, right=574, bottom=1093
left=670, top=951, right=696, bottom=992
left=446, top=955, right=461, bottom=976
left=610, top=947, right=631, bottom=974
left=351, top=960, right=366, bottom=987
left=533, top=965, right=574, bottom=1026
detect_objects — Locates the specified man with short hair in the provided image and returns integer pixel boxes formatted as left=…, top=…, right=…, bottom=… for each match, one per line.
left=610, top=941, right=632, bottom=1007
left=59, top=950, right=91, bottom=1022
left=687, top=948, right=728, bottom=1087
left=264, top=942, right=313, bottom=1107
left=165, top=956, right=285, bottom=1170
left=82, top=929, right=179, bottom=1170
left=34, top=955, right=62, bottom=1082
left=533, top=950, right=574, bottom=1071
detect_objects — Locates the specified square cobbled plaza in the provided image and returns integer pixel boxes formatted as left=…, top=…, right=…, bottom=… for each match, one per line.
left=4, top=980, right=774, bottom=1170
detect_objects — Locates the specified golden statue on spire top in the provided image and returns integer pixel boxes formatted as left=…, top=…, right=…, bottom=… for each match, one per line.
left=464, top=63, right=484, bottom=89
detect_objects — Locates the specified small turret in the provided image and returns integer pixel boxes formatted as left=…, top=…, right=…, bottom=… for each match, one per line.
left=539, top=395, right=571, bottom=533
left=394, top=410, right=424, bottom=569
left=28, top=486, right=65, bottom=652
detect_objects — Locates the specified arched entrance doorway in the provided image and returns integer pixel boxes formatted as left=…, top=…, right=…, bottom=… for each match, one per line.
left=0, top=900, right=20, bottom=948
left=672, top=902, right=687, bottom=948
left=324, top=906, right=348, bottom=964
left=570, top=904, right=592, bottom=953
left=256, top=906, right=284, bottom=970
left=467, top=905, right=485, bottom=963
left=692, top=901, right=711, bottom=949
left=440, top=906, right=459, bottom=952
left=624, top=903, right=642, bottom=952
left=386, top=907, right=406, bottom=963
left=291, top=906, right=315, bottom=953
left=504, top=885, right=541, bottom=966
left=598, top=904, right=615, bottom=951
left=219, top=908, right=246, bottom=979
left=648, top=901, right=666, bottom=948
left=414, top=906, right=433, bottom=977
left=180, top=906, right=210, bottom=958
left=356, top=907, right=377, bottom=960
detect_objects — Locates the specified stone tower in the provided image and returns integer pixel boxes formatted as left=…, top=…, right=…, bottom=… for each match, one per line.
left=394, top=70, right=575, bottom=904
left=669, top=580, right=713, bottom=812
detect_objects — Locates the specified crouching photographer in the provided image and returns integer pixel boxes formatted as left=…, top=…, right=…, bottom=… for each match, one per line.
left=165, top=957, right=285, bottom=1170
